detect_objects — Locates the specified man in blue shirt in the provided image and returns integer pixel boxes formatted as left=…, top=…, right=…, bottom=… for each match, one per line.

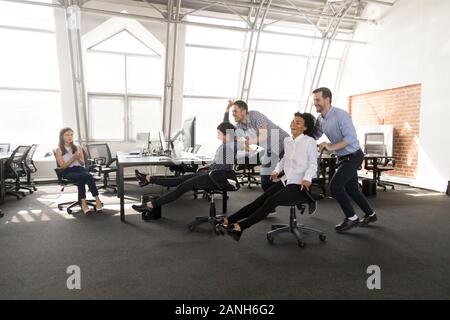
left=224, top=100, right=289, bottom=191
left=312, top=87, right=377, bottom=232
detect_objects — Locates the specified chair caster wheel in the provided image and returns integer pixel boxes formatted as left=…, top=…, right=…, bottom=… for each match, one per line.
left=33, top=187, right=37, bottom=191
left=267, top=234, right=274, bottom=244
left=298, top=240, right=306, bottom=248
left=319, top=234, right=326, bottom=242
left=58, top=206, right=63, bottom=211
left=67, top=209, right=72, bottom=214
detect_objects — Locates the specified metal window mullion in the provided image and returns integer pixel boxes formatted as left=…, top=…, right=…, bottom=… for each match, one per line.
left=124, top=54, right=129, bottom=142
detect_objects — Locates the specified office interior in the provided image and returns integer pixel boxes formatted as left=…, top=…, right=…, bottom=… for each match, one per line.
left=1, top=0, right=449, bottom=300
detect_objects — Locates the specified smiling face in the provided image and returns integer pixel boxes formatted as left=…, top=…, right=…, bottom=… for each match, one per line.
left=313, top=91, right=331, bottom=114
left=290, top=116, right=306, bottom=137
left=231, top=104, right=246, bottom=123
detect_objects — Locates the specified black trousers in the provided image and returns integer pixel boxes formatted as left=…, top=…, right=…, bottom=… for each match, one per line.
left=329, top=149, right=374, bottom=218
left=151, top=172, right=217, bottom=207
left=227, top=181, right=311, bottom=230
left=63, top=166, right=99, bottom=200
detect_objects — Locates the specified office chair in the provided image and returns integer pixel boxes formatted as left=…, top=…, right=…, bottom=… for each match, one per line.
left=234, top=153, right=261, bottom=189
left=266, top=151, right=327, bottom=248
left=4, top=145, right=32, bottom=199
left=85, top=143, right=117, bottom=193
left=188, top=169, right=240, bottom=234
left=21, top=144, right=38, bottom=193
left=364, top=133, right=395, bottom=191
left=53, top=151, right=97, bottom=214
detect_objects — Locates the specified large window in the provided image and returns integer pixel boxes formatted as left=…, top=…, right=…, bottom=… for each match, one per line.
left=183, top=17, right=347, bottom=152
left=0, top=1, right=61, bottom=159
left=85, top=30, right=164, bottom=142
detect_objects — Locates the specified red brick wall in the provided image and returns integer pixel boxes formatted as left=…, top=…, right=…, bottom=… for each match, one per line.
left=349, top=84, right=421, bottom=179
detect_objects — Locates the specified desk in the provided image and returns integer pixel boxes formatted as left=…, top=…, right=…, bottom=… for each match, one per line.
left=116, top=153, right=213, bottom=222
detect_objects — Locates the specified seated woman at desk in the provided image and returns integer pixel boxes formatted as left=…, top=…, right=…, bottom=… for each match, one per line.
left=55, top=127, right=103, bottom=214
left=132, top=122, right=238, bottom=220
left=217, top=113, right=317, bottom=241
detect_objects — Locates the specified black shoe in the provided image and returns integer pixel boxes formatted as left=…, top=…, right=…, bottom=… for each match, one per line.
left=142, top=207, right=162, bottom=221
left=132, top=203, right=148, bottom=213
left=308, top=201, right=317, bottom=215
left=335, top=218, right=359, bottom=232
left=225, top=226, right=242, bottom=241
left=135, top=170, right=149, bottom=187
left=359, top=214, right=378, bottom=227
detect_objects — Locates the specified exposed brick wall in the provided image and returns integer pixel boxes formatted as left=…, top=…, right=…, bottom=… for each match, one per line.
left=349, top=84, right=421, bottom=179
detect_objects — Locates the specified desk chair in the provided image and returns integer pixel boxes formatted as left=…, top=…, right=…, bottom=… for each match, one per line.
left=364, top=143, right=395, bottom=191
left=188, top=170, right=240, bottom=234
left=21, top=144, right=38, bottom=193
left=234, top=153, right=261, bottom=189
left=85, top=143, right=117, bottom=193
left=266, top=151, right=327, bottom=248
left=53, top=151, right=97, bottom=214
left=4, top=145, right=32, bottom=199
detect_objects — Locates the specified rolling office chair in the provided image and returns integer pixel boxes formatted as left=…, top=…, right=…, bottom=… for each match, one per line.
left=21, top=144, right=38, bottom=193
left=188, top=169, right=240, bottom=234
left=266, top=151, right=327, bottom=248
left=53, top=151, right=97, bottom=214
left=4, top=145, right=32, bottom=199
left=85, top=143, right=117, bottom=193
left=234, top=153, right=261, bottom=189
left=364, top=133, right=395, bottom=191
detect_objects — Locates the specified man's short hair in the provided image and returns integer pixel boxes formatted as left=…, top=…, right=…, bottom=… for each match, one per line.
left=294, top=112, right=316, bottom=138
left=217, top=121, right=236, bottom=136
left=313, top=87, right=332, bottom=104
left=233, top=100, right=248, bottom=112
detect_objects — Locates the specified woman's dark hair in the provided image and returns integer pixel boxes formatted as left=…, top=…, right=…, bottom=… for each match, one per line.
left=217, top=121, right=236, bottom=136
left=294, top=112, right=316, bottom=138
left=233, top=100, right=248, bottom=112
left=58, top=127, right=78, bottom=156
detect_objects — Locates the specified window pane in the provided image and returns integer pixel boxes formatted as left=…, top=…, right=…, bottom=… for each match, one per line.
left=249, top=53, right=307, bottom=100
left=126, top=56, right=163, bottom=95
left=85, top=52, right=125, bottom=93
left=316, top=59, right=341, bottom=94
left=0, top=90, right=62, bottom=144
left=184, top=47, right=241, bottom=97
left=0, top=1, right=55, bottom=31
left=186, top=26, right=245, bottom=49
left=248, top=100, right=300, bottom=134
left=128, top=98, right=162, bottom=141
left=88, top=96, right=125, bottom=141
left=258, top=29, right=315, bottom=55
left=0, top=29, right=59, bottom=90
left=182, top=98, right=225, bottom=155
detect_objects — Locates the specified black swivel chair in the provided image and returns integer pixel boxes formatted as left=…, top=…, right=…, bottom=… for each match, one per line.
left=234, top=153, right=261, bottom=189
left=4, top=145, right=32, bottom=199
left=85, top=143, right=117, bottom=193
left=53, top=151, right=97, bottom=214
left=188, top=170, right=240, bottom=234
left=21, top=144, right=38, bottom=193
left=266, top=151, right=327, bottom=248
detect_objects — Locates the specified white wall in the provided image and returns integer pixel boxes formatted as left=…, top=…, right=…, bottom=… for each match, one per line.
left=337, top=0, right=450, bottom=192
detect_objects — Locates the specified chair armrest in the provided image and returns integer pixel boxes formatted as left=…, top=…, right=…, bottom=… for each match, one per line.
left=209, top=170, right=240, bottom=192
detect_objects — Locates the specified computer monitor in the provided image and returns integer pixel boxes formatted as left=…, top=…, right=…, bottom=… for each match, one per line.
left=136, top=132, right=150, bottom=150
left=182, top=117, right=196, bottom=150
left=159, top=130, right=168, bottom=152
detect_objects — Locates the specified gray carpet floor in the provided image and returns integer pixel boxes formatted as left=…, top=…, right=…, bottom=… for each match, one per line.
left=0, top=180, right=449, bottom=300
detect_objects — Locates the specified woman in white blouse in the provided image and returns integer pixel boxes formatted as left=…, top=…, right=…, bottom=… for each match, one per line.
left=219, top=113, right=318, bottom=241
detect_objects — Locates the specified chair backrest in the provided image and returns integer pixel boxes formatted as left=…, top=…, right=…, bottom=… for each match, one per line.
left=85, top=143, right=113, bottom=165
left=24, top=144, right=38, bottom=172
left=365, top=132, right=384, bottom=145
left=5, top=145, right=31, bottom=167
left=193, top=144, right=202, bottom=154
left=52, top=149, right=64, bottom=183
left=364, top=143, right=386, bottom=156
left=0, top=143, right=10, bottom=154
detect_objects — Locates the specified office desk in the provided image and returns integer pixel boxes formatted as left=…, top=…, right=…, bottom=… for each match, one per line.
left=116, top=153, right=213, bottom=222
